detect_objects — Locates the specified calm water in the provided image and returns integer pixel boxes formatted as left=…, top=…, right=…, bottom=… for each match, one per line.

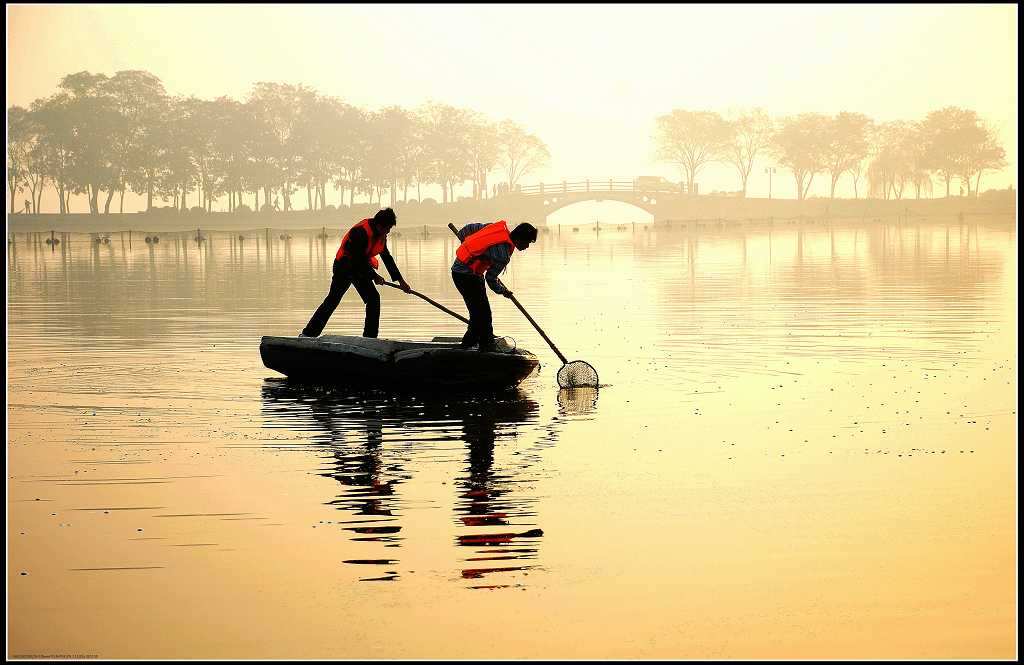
left=7, top=216, right=1017, bottom=659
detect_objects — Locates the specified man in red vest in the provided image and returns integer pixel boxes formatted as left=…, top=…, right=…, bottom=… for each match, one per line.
left=451, top=220, right=538, bottom=352
left=301, top=208, right=411, bottom=338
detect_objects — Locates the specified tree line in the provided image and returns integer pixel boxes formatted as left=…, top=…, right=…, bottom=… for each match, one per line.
left=7, top=70, right=1011, bottom=215
left=654, top=107, right=1007, bottom=200
left=6, top=70, right=552, bottom=215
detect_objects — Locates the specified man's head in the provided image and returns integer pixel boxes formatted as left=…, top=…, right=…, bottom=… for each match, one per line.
left=370, top=208, right=397, bottom=236
left=510, top=222, right=538, bottom=251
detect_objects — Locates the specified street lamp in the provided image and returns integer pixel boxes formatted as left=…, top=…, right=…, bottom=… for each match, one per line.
left=764, top=166, right=777, bottom=199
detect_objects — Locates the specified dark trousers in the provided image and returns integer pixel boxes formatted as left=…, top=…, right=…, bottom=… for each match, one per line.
left=452, top=271, right=494, bottom=348
left=303, top=258, right=380, bottom=337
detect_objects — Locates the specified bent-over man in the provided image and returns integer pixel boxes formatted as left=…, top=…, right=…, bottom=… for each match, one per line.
left=451, top=220, right=538, bottom=352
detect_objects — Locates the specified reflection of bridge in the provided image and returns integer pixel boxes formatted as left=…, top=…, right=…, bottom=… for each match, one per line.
left=508, top=178, right=694, bottom=217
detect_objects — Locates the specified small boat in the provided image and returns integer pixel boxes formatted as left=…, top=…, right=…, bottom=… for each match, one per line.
left=260, top=335, right=539, bottom=391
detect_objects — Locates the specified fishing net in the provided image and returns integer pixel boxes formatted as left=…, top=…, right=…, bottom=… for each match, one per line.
left=557, top=360, right=599, bottom=389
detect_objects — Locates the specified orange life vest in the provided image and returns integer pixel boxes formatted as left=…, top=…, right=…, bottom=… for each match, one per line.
left=336, top=218, right=386, bottom=268
left=455, top=220, right=515, bottom=276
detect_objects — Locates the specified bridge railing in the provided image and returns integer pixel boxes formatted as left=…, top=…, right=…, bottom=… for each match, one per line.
left=516, top=179, right=689, bottom=196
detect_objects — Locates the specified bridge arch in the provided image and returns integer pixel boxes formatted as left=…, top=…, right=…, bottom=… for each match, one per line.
left=514, top=178, right=690, bottom=222
left=544, top=199, right=656, bottom=226
left=540, top=192, right=662, bottom=217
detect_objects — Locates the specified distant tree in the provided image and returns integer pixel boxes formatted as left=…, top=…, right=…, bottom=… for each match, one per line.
left=247, top=82, right=316, bottom=211
left=419, top=102, right=474, bottom=203
left=771, top=113, right=830, bottom=200
left=367, top=105, right=415, bottom=207
left=101, top=70, right=168, bottom=213
left=7, top=106, right=31, bottom=213
left=845, top=124, right=873, bottom=200
left=918, top=106, right=1004, bottom=198
left=961, top=121, right=1007, bottom=196
left=183, top=98, right=228, bottom=212
left=22, top=111, right=52, bottom=214
left=654, top=109, right=731, bottom=195
left=293, top=94, right=342, bottom=211
left=904, top=122, right=933, bottom=200
left=206, top=96, right=256, bottom=212
left=156, top=96, right=200, bottom=211
left=55, top=72, right=120, bottom=214
left=407, top=108, right=436, bottom=202
left=822, top=112, right=872, bottom=199
left=466, top=113, right=500, bottom=200
left=124, top=98, right=171, bottom=212
left=30, top=94, right=77, bottom=214
left=496, top=119, right=550, bottom=191
left=868, top=121, right=916, bottom=200
left=720, top=108, right=773, bottom=197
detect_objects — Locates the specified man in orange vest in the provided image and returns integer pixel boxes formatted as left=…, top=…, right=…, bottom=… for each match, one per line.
left=451, top=220, right=538, bottom=352
left=301, top=208, right=411, bottom=338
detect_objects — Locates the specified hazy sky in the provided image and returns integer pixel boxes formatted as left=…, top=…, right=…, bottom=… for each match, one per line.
left=6, top=3, right=1019, bottom=208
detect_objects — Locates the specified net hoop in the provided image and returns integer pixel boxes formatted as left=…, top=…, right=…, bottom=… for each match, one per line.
left=557, top=360, right=599, bottom=389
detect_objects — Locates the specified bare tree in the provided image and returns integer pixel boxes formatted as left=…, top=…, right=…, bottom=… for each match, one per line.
left=868, top=121, right=917, bottom=200
left=419, top=102, right=475, bottom=203
left=496, top=119, right=550, bottom=191
left=772, top=113, right=830, bottom=200
left=720, top=108, right=773, bottom=197
left=7, top=106, right=31, bottom=213
left=963, top=121, right=1007, bottom=196
left=655, top=109, right=731, bottom=194
left=465, top=113, right=500, bottom=200
left=918, top=106, right=1002, bottom=198
left=823, top=112, right=872, bottom=199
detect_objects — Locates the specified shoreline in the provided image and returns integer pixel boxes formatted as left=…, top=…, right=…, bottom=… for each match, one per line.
left=6, top=195, right=1016, bottom=234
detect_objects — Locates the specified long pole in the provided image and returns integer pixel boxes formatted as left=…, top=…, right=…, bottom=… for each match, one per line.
left=507, top=294, right=568, bottom=364
left=380, top=281, right=469, bottom=324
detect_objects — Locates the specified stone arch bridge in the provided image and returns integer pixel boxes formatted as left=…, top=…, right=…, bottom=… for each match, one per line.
left=490, top=178, right=701, bottom=221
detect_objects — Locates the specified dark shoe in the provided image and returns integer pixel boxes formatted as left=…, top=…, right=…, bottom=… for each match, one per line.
left=477, top=343, right=497, bottom=353
left=298, top=332, right=316, bottom=338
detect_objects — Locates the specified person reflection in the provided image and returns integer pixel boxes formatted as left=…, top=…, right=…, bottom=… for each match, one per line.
left=260, top=381, right=408, bottom=582
left=453, top=393, right=543, bottom=589
left=261, top=381, right=544, bottom=588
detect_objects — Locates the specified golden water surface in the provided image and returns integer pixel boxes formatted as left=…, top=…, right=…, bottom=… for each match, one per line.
left=7, top=216, right=1017, bottom=659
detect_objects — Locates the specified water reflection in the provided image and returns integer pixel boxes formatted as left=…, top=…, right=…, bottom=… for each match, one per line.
left=556, top=387, right=600, bottom=417
left=454, top=394, right=542, bottom=589
left=260, top=380, right=545, bottom=587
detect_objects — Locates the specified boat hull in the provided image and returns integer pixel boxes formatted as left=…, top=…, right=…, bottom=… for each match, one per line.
left=259, top=335, right=539, bottom=391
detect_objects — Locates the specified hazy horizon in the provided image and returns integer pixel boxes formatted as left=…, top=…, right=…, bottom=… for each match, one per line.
left=6, top=3, right=1019, bottom=213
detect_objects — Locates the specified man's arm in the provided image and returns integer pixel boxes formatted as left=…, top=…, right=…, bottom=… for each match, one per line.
left=484, top=244, right=513, bottom=295
left=379, top=245, right=404, bottom=283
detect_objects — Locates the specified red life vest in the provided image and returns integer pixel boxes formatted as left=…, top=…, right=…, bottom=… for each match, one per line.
left=336, top=218, right=386, bottom=268
left=455, top=220, right=515, bottom=276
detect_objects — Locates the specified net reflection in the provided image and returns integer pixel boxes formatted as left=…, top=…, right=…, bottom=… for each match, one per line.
left=260, top=379, right=544, bottom=587
left=556, top=387, right=600, bottom=417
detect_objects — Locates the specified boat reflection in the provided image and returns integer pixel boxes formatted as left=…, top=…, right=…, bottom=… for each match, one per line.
left=260, top=379, right=545, bottom=588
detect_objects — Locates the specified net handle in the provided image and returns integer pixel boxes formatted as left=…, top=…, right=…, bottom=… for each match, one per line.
left=507, top=293, right=569, bottom=365
left=447, top=222, right=568, bottom=364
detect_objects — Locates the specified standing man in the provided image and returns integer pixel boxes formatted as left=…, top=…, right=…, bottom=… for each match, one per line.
left=301, top=208, right=411, bottom=338
left=451, top=220, right=538, bottom=352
